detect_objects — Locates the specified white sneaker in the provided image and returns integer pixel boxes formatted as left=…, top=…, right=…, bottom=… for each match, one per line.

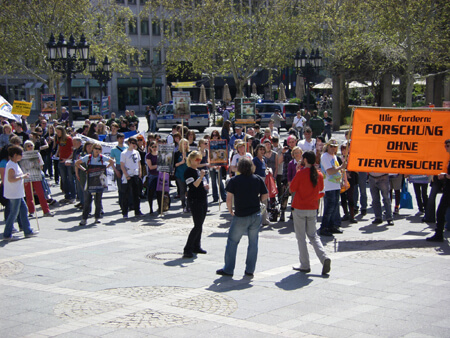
left=94, top=219, right=101, bottom=224
left=44, top=212, right=55, bottom=217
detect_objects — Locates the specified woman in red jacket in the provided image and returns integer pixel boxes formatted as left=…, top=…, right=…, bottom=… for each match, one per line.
left=289, top=151, right=331, bottom=275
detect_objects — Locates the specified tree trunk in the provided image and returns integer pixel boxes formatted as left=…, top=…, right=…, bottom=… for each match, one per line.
left=426, top=75, right=434, bottom=105
left=382, top=73, right=392, bottom=107
left=209, top=75, right=216, bottom=124
left=433, top=73, right=445, bottom=107
left=332, top=73, right=341, bottom=131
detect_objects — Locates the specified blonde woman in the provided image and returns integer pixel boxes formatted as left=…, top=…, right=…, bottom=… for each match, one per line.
left=182, top=151, right=209, bottom=258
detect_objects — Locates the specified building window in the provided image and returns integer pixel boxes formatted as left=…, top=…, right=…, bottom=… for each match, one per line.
left=141, top=19, right=149, bottom=35
left=116, top=0, right=124, bottom=3
left=174, top=20, right=182, bottom=36
left=128, top=0, right=136, bottom=4
left=129, top=17, right=137, bottom=35
left=153, top=48, right=161, bottom=65
left=142, top=49, right=150, bottom=66
left=152, top=19, right=161, bottom=36
left=131, top=53, right=139, bottom=66
left=142, top=86, right=161, bottom=105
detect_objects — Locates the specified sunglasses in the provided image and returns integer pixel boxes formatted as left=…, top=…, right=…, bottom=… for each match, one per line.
left=137, top=139, right=143, bottom=141
left=195, top=158, right=202, bottom=162
left=151, top=146, right=157, bottom=149
left=94, top=147, right=101, bottom=150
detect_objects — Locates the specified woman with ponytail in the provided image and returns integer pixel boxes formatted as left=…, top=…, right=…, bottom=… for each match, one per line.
left=289, top=151, right=331, bottom=275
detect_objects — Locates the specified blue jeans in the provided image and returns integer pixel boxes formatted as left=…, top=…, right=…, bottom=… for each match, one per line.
left=321, top=190, right=341, bottom=230
left=210, top=168, right=226, bottom=202
left=58, top=162, right=75, bottom=199
left=369, top=175, right=393, bottom=221
left=223, top=211, right=261, bottom=275
left=354, top=172, right=368, bottom=211
left=3, top=198, right=33, bottom=238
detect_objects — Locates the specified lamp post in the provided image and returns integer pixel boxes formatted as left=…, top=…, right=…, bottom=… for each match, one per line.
left=46, top=33, right=90, bottom=125
left=89, top=56, right=112, bottom=97
left=294, top=48, right=322, bottom=112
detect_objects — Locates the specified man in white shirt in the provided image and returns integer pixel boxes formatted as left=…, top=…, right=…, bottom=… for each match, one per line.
left=120, top=137, right=143, bottom=218
left=297, top=127, right=316, bottom=152
left=319, top=138, right=345, bottom=236
left=292, top=111, right=307, bottom=140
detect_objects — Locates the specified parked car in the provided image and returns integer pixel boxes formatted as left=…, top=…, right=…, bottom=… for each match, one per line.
left=60, top=98, right=93, bottom=120
left=156, top=103, right=210, bottom=132
left=255, top=102, right=302, bottom=130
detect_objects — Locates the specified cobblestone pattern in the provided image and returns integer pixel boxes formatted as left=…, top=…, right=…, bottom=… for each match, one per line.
left=0, top=261, right=24, bottom=278
left=54, top=298, right=122, bottom=320
left=146, top=252, right=184, bottom=261
left=102, top=309, right=196, bottom=328
left=172, top=293, right=237, bottom=316
left=55, top=286, right=237, bottom=328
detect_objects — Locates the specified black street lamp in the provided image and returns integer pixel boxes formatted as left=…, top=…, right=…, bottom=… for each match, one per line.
left=89, top=56, right=112, bottom=97
left=294, top=48, right=322, bottom=112
left=46, top=33, right=90, bottom=125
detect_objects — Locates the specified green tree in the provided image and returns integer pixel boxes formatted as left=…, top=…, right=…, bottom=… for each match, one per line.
left=0, top=0, right=137, bottom=100
left=368, top=0, right=450, bottom=107
left=144, top=0, right=303, bottom=101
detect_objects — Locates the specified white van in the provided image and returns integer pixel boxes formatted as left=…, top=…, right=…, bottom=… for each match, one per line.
left=60, top=98, right=93, bottom=120
left=156, top=103, right=210, bottom=132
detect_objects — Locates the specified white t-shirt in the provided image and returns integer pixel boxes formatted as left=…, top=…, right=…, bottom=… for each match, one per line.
left=231, top=152, right=253, bottom=167
left=298, top=138, right=316, bottom=152
left=320, top=152, right=341, bottom=192
left=120, top=149, right=141, bottom=177
left=4, top=161, right=25, bottom=199
left=293, top=116, right=306, bottom=128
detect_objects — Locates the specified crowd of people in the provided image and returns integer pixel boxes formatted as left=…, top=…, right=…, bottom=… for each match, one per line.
left=1, top=109, right=449, bottom=277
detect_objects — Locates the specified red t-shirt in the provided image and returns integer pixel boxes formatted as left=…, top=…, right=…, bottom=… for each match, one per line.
left=290, top=167, right=324, bottom=210
left=57, top=136, right=73, bottom=160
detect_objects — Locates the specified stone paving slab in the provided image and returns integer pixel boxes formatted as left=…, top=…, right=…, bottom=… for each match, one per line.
left=1, top=130, right=450, bottom=337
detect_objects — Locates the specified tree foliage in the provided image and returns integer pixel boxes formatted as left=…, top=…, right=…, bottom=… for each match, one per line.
left=144, top=0, right=304, bottom=98
left=0, top=0, right=137, bottom=86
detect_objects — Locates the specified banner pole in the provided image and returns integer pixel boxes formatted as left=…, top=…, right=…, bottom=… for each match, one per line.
left=160, top=173, right=165, bottom=216
left=30, top=181, right=40, bottom=231
left=217, top=170, right=221, bottom=211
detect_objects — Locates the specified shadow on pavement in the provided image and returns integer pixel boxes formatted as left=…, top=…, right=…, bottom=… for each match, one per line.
left=336, top=238, right=450, bottom=255
left=207, top=277, right=253, bottom=293
left=275, top=272, right=315, bottom=291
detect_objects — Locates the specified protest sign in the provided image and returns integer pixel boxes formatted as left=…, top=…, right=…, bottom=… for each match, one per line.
left=86, top=165, right=108, bottom=192
left=234, top=98, right=256, bottom=125
left=12, top=101, right=32, bottom=116
left=157, top=144, right=175, bottom=172
left=209, top=140, right=228, bottom=166
left=347, top=107, right=450, bottom=175
left=41, top=94, right=56, bottom=113
left=173, top=91, right=190, bottom=119
left=20, top=151, right=42, bottom=182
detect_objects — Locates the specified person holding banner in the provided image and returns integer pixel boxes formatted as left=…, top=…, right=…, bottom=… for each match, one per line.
left=182, top=151, right=209, bottom=258
left=146, top=141, right=159, bottom=215
left=22, top=141, right=54, bottom=218
left=3, top=146, right=38, bottom=241
left=120, top=137, right=143, bottom=218
left=174, top=139, right=191, bottom=213
left=427, top=139, right=450, bottom=242
left=209, top=131, right=227, bottom=203
left=76, top=143, right=114, bottom=226
left=55, top=126, right=75, bottom=204
left=319, top=139, right=345, bottom=236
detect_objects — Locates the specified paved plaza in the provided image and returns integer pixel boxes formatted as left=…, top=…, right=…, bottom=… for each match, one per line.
left=1, top=126, right=450, bottom=337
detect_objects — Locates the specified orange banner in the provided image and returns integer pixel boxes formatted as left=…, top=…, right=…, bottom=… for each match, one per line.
left=347, top=108, right=450, bottom=175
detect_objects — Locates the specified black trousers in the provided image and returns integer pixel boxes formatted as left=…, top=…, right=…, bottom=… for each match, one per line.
left=184, top=198, right=207, bottom=254
left=435, top=191, right=450, bottom=235
left=121, top=176, right=141, bottom=216
left=82, top=191, right=102, bottom=220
